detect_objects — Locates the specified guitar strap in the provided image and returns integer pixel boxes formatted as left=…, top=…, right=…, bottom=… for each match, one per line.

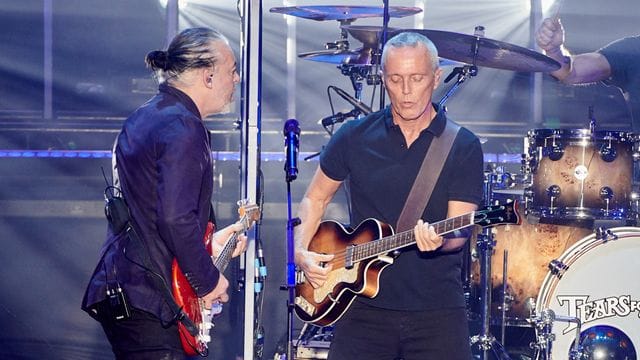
left=396, top=118, right=460, bottom=232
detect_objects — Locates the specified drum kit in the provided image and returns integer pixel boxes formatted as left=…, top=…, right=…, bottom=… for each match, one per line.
left=271, top=4, right=640, bottom=360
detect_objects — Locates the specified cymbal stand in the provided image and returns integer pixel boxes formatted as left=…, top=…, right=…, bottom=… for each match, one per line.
left=439, top=25, right=485, bottom=109
left=470, top=169, right=512, bottom=360
left=339, top=64, right=369, bottom=101
left=438, top=64, right=477, bottom=109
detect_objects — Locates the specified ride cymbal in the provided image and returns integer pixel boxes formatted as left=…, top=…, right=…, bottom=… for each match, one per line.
left=392, top=29, right=560, bottom=72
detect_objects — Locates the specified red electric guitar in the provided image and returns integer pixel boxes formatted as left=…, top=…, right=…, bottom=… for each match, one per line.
left=294, top=201, right=521, bottom=326
left=171, top=200, right=260, bottom=356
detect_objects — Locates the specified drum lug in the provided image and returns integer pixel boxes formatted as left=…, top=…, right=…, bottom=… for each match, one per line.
left=600, top=143, right=617, bottom=162
left=548, top=259, right=568, bottom=277
left=547, top=143, right=564, bottom=161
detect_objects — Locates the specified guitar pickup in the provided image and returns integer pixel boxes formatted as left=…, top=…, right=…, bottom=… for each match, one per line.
left=345, top=245, right=355, bottom=269
left=295, top=270, right=306, bottom=285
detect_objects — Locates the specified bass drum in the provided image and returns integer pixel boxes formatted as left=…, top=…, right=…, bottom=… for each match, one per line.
left=535, top=227, right=640, bottom=359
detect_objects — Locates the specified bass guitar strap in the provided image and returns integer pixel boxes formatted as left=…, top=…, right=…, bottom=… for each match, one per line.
left=396, top=118, right=460, bottom=232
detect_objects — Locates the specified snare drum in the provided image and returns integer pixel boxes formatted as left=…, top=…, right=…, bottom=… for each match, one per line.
left=523, top=129, right=637, bottom=223
left=535, top=227, right=640, bottom=359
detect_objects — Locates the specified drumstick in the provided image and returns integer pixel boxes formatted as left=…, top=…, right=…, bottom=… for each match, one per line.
left=551, top=0, right=565, bottom=21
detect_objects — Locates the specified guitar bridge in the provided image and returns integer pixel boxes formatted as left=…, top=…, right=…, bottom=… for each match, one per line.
left=295, top=296, right=315, bottom=316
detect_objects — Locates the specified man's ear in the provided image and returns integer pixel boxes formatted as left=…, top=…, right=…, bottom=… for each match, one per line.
left=203, top=68, right=214, bottom=88
left=433, top=67, right=444, bottom=90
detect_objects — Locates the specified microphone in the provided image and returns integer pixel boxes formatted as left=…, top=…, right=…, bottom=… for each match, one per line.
left=333, top=87, right=372, bottom=115
left=283, top=119, right=300, bottom=182
left=320, top=108, right=361, bottom=127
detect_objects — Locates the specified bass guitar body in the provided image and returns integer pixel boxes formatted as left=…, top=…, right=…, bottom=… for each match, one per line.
left=294, top=202, right=521, bottom=327
left=294, top=218, right=394, bottom=327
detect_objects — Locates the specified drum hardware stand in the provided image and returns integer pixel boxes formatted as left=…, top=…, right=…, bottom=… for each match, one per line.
left=438, top=64, right=477, bottom=109
left=470, top=168, right=513, bottom=360
left=499, top=250, right=509, bottom=346
left=529, top=308, right=583, bottom=360
left=438, top=25, right=486, bottom=109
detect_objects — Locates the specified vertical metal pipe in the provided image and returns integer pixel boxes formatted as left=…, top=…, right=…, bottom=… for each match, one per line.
left=241, top=1, right=262, bottom=359
left=43, top=0, right=53, bottom=120
left=531, top=0, right=544, bottom=127
left=166, top=0, right=179, bottom=46
left=285, top=1, right=296, bottom=120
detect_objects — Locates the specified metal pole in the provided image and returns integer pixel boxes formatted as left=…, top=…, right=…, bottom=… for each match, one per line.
left=166, top=0, right=179, bottom=46
left=43, top=0, right=53, bottom=120
left=531, top=0, right=544, bottom=127
left=285, top=3, right=296, bottom=120
left=241, top=0, right=262, bottom=359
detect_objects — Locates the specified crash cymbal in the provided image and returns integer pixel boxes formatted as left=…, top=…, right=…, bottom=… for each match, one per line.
left=269, top=5, right=422, bottom=21
left=391, top=29, right=560, bottom=72
left=298, top=48, right=373, bottom=66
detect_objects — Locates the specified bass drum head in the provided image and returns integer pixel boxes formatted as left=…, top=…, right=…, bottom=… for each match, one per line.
left=535, top=227, right=640, bottom=359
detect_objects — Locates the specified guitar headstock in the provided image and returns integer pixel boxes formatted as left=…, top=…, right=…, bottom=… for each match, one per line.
left=474, top=200, right=521, bottom=228
left=237, top=199, right=261, bottom=231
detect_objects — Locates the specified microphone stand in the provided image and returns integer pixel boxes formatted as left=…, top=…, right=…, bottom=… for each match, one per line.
left=285, top=180, right=301, bottom=360
left=283, top=120, right=301, bottom=360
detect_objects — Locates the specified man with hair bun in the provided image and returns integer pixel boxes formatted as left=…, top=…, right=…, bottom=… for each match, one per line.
left=82, top=27, right=244, bottom=359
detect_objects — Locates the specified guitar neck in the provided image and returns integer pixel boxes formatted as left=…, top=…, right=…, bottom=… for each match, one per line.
left=353, top=211, right=476, bottom=262
left=213, top=234, right=238, bottom=273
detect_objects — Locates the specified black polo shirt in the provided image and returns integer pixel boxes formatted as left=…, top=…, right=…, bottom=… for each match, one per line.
left=598, top=35, right=640, bottom=131
left=320, top=105, right=483, bottom=311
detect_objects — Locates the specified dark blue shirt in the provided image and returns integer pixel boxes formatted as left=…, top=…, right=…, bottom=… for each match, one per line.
left=599, top=35, right=640, bottom=131
left=320, top=105, right=483, bottom=311
left=82, top=84, right=219, bottom=323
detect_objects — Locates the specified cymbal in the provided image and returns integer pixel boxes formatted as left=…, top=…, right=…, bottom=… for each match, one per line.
left=392, top=29, right=561, bottom=72
left=299, top=47, right=463, bottom=67
left=342, top=25, right=397, bottom=49
left=298, top=48, right=373, bottom=66
left=269, top=5, right=422, bottom=21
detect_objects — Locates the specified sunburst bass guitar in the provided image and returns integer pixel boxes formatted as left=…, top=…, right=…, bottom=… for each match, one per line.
left=294, top=201, right=521, bottom=327
left=171, top=200, right=260, bottom=357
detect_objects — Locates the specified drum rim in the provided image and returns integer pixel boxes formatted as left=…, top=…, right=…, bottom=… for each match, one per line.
left=528, top=128, right=634, bottom=139
left=525, top=207, right=634, bottom=221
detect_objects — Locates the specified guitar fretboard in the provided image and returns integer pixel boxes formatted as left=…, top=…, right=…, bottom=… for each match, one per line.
left=214, top=234, right=238, bottom=273
left=351, top=211, right=475, bottom=262
left=213, top=209, right=254, bottom=272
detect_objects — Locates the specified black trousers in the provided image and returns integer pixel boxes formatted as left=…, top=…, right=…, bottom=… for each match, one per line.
left=328, top=301, right=471, bottom=360
left=98, top=305, right=185, bottom=360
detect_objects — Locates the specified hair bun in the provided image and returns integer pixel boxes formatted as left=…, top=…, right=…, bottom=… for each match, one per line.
left=146, top=50, right=170, bottom=71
